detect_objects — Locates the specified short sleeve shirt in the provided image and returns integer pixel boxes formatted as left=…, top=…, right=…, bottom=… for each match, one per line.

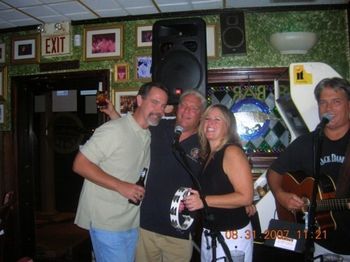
left=75, top=114, right=151, bottom=231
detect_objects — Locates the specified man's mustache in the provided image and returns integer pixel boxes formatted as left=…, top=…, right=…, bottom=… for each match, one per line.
left=149, top=112, right=162, bottom=119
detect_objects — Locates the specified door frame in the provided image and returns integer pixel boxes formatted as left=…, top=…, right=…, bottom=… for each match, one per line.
left=11, top=69, right=109, bottom=257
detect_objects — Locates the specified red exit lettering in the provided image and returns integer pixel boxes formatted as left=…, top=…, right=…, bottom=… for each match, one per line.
left=45, top=36, right=66, bottom=54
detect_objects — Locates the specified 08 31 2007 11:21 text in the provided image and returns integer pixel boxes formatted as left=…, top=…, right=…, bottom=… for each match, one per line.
left=224, top=229, right=327, bottom=240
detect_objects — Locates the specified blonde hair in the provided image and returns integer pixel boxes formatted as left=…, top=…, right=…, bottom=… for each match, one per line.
left=198, top=104, right=241, bottom=160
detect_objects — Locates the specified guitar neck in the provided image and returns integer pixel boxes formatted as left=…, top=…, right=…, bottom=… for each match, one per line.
left=317, top=198, right=350, bottom=211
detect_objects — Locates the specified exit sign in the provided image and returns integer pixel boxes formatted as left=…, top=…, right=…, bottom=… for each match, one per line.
left=42, top=35, right=70, bottom=56
left=41, top=22, right=71, bottom=57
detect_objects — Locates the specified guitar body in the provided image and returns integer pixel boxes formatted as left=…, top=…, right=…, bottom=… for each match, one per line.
left=276, top=173, right=337, bottom=230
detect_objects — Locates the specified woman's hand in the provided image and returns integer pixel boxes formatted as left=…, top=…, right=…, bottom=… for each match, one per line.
left=245, top=204, right=257, bottom=217
left=184, top=189, right=204, bottom=211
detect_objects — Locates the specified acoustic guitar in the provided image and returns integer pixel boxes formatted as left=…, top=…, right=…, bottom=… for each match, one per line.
left=275, top=173, right=350, bottom=230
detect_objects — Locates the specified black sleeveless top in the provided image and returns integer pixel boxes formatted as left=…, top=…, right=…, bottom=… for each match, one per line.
left=200, top=144, right=250, bottom=231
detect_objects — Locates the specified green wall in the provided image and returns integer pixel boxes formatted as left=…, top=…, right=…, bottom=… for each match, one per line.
left=0, top=9, right=349, bottom=131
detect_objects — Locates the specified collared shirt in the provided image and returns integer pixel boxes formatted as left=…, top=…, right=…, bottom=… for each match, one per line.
left=75, top=113, right=151, bottom=231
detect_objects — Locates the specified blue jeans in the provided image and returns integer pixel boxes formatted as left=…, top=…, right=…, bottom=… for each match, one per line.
left=89, top=227, right=138, bottom=262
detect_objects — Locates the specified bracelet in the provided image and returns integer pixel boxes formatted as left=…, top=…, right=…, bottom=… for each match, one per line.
left=170, top=187, right=194, bottom=231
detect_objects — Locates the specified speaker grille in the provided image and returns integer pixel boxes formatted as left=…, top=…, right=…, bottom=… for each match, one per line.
left=154, top=50, right=202, bottom=94
left=222, top=27, right=244, bottom=48
left=152, top=18, right=207, bottom=104
left=220, top=12, right=246, bottom=55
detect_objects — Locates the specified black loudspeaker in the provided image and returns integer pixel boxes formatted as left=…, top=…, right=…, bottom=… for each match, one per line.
left=152, top=18, right=207, bottom=104
left=220, top=12, right=246, bottom=55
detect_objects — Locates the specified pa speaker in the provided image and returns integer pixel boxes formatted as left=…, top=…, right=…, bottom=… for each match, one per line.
left=152, top=17, right=207, bottom=104
left=220, top=12, right=246, bottom=55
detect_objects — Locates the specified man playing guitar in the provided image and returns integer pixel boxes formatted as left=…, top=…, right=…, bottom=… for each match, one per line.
left=267, top=77, right=350, bottom=261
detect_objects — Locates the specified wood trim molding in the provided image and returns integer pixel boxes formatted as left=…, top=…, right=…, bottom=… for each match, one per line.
left=208, top=67, right=289, bottom=85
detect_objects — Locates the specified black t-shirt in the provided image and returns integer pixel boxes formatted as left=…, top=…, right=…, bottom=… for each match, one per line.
left=140, top=119, right=202, bottom=239
left=270, top=130, right=350, bottom=254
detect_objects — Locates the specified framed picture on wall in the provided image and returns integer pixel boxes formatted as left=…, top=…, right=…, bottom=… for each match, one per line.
left=114, top=88, right=139, bottom=115
left=0, top=104, right=4, bottom=124
left=206, top=24, right=218, bottom=58
left=84, top=24, right=123, bottom=61
left=135, top=55, right=152, bottom=81
left=114, top=63, right=129, bottom=82
left=11, top=34, right=40, bottom=64
left=136, top=25, right=153, bottom=47
left=0, top=43, right=5, bottom=63
left=0, top=66, right=7, bottom=101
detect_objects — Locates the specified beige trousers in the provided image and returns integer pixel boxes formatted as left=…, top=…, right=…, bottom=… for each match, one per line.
left=135, top=228, right=193, bottom=262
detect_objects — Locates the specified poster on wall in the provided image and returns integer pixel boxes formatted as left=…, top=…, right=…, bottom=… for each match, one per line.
left=84, top=24, right=123, bottom=61
left=0, top=66, right=7, bottom=101
left=135, top=56, right=152, bottom=81
left=114, top=63, right=129, bottom=82
left=0, top=43, right=5, bottom=63
left=11, top=35, right=40, bottom=64
left=114, top=89, right=139, bottom=115
left=0, top=104, right=4, bottom=124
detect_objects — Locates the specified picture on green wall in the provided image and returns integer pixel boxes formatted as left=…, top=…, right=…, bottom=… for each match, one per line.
left=206, top=24, right=218, bottom=58
left=114, top=89, right=139, bottom=115
left=0, top=43, right=5, bottom=63
left=0, top=66, right=6, bottom=101
left=11, top=34, right=40, bottom=64
left=135, top=56, right=152, bottom=81
left=0, top=104, right=4, bottom=124
left=136, top=25, right=153, bottom=47
left=0, top=69, right=2, bottom=99
left=114, top=63, right=129, bottom=82
left=84, top=24, right=123, bottom=61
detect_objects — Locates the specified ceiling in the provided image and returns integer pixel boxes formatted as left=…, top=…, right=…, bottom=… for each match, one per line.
left=0, top=0, right=348, bottom=30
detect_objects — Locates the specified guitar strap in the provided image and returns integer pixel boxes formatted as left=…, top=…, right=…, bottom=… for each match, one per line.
left=336, top=133, right=350, bottom=198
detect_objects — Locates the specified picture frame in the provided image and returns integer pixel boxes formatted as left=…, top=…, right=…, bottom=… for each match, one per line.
left=114, top=63, right=129, bottom=82
left=136, top=25, right=153, bottom=47
left=84, top=24, right=123, bottom=61
left=135, top=55, right=152, bottom=81
left=114, top=88, right=139, bottom=115
left=0, top=66, right=7, bottom=101
left=206, top=24, right=218, bottom=58
left=0, top=104, right=3, bottom=124
left=0, top=43, right=5, bottom=63
left=12, top=34, right=40, bottom=64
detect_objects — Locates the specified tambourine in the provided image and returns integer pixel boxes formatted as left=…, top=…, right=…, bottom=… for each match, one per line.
left=170, top=187, right=194, bottom=231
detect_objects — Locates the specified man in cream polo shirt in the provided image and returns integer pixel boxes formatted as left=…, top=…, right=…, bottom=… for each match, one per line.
left=73, top=82, right=168, bottom=262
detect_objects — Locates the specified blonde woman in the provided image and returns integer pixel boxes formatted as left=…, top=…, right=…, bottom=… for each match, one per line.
left=184, top=104, right=254, bottom=262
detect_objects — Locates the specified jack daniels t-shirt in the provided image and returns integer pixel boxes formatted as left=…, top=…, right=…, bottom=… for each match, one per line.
left=270, top=129, right=350, bottom=254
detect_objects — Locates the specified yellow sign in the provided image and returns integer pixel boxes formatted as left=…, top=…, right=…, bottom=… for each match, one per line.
left=293, top=65, right=313, bottom=85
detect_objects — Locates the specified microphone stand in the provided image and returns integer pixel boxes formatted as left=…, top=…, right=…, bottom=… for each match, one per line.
left=172, top=142, right=233, bottom=262
left=304, top=126, right=325, bottom=262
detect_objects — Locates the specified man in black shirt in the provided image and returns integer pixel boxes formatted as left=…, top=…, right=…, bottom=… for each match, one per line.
left=136, top=89, right=206, bottom=262
left=267, top=77, right=350, bottom=261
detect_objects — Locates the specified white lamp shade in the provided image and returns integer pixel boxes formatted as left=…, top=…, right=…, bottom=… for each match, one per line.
left=270, top=32, right=317, bottom=54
